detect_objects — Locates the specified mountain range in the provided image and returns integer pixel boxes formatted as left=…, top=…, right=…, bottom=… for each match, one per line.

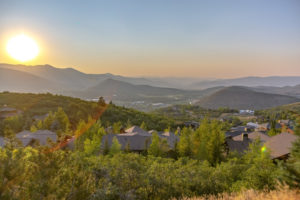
left=0, top=63, right=299, bottom=110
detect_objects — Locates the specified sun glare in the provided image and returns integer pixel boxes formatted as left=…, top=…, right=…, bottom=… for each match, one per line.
left=6, top=34, right=39, bottom=62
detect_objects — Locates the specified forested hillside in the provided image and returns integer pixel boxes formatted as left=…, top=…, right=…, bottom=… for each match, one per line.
left=0, top=92, right=174, bottom=135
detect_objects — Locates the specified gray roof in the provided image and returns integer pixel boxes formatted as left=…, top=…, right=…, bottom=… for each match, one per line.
left=258, top=123, right=269, bottom=129
left=0, top=137, right=7, bottom=147
left=233, top=131, right=270, bottom=143
left=226, top=138, right=250, bottom=153
left=265, top=132, right=298, bottom=159
left=0, top=107, right=17, bottom=112
left=102, top=127, right=179, bottom=151
left=16, top=130, right=57, bottom=146
left=33, top=114, right=49, bottom=121
left=225, top=130, right=245, bottom=138
left=102, top=134, right=151, bottom=151
left=159, top=131, right=179, bottom=148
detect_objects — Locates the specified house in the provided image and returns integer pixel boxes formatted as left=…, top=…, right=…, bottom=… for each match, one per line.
left=265, top=132, right=298, bottom=160
left=183, top=121, right=199, bottom=129
left=257, top=122, right=281, bottom=131
left=225, top=135, right=250, bottom=154
left=0, top=105, right=22, bottom=119
left=102, top=133, right=151, bottom=151
left=226, top=130, right=298, bottom=160
left=278, top=120, right=295, bottom=133
left=101, top=126, right=179, bottom=152
left=232, top=131, right=270, bottom=143
left=278, top=120, right=291, bottom=126
left=246, top=122, right=259, bottom=129
left=225, top=131, right=270, bottom=154
left=16, top=130, right=57, bottom=146
left=33, top=113, right=49, bottom=121
left=124, top=126, right=152, bottom=136
left=158, top=131, right=179, bottom=149
left=225, top=126, right=252, bottom=138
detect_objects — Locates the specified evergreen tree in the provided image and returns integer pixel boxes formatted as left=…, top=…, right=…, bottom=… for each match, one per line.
left=284, top=137, right=300, bottom=187
left=148, top=132, right=164, bottom=157
left=55, top=107, right=70, bottom=133
left=140, top=121, right=147, bottom=130
left=109, top=137, right=122, bottom=156
left=294, top=117, right=300, bottom=136
left=30, top=125, right=38, bottom=132
left=177, top=127, right=192, bottom=157
left=124, top=142, right=131, bottom=153
left=112, top=121, right=122, bottom=133
left=103, top=138, right=110, bottom=155
left=98, top=96, right=106, bottom=107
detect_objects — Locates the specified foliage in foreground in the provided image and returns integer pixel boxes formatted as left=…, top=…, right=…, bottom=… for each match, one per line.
left=0, top=141, right=283, bottom=200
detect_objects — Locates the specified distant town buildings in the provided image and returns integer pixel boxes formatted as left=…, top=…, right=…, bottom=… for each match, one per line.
left=239, top=110, right=254, bottom=115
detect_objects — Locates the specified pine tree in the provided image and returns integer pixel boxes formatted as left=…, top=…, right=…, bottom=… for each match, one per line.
left=109, top=137, right=122, bottom=156
left=148, top=132, right=163, bottom=157
left=140, top=121, right=147, bottom=130
left=285, top=137, right=300, bottom=187
left=294, top=117, right=300, bottom=136
left=54, top=107, right=70, bottom=134
left=98, top=96, right=106, bottom=107
left=177, top=127, right=192, bottom=157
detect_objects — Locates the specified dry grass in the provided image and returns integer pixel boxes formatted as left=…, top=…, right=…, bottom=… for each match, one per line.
left=184, top=188, right=300, bottom=200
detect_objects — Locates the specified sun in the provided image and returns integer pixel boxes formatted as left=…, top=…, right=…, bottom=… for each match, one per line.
left=6, top=34, right=39, bottom=62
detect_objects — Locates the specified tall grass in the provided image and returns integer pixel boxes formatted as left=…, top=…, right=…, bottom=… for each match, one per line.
left=185, top=188, right=300, bottom=200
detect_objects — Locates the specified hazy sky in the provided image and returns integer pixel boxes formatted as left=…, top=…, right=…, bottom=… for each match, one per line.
left=0, top=0, right=299, bottom=78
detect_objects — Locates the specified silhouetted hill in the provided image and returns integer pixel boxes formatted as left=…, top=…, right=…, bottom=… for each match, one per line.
left=72, top=78, right=205, bottom=102
left=0, top=63, right=166, bottom=89
left=0, top=68, right=61, bottom=93
left=191, top=76, right=300, bottom=89
left=251, top=85, right=300, bottom=98
left=196, top=86, right=300, bottom=110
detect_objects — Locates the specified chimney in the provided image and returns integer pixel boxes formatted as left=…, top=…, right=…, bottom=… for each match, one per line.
left=242, top=133, right=248, bottom=141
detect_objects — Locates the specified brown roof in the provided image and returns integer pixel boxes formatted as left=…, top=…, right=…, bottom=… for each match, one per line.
left=265, top=132, right=298, bottom=159
left=233, top=131, right=270, bottom=143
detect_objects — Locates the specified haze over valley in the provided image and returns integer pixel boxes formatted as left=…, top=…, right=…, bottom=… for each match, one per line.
left=1, top=63, right=300, bottom=111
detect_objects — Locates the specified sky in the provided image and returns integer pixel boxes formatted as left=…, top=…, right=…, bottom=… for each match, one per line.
left=0, top=0, right=299, bottom=78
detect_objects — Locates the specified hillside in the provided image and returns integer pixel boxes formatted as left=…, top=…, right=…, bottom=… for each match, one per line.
left=196, top=86, right=300, bottom=110
left=0, top=92, right=174, bottom=130
left=257, top=102, right=300, bottom=117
